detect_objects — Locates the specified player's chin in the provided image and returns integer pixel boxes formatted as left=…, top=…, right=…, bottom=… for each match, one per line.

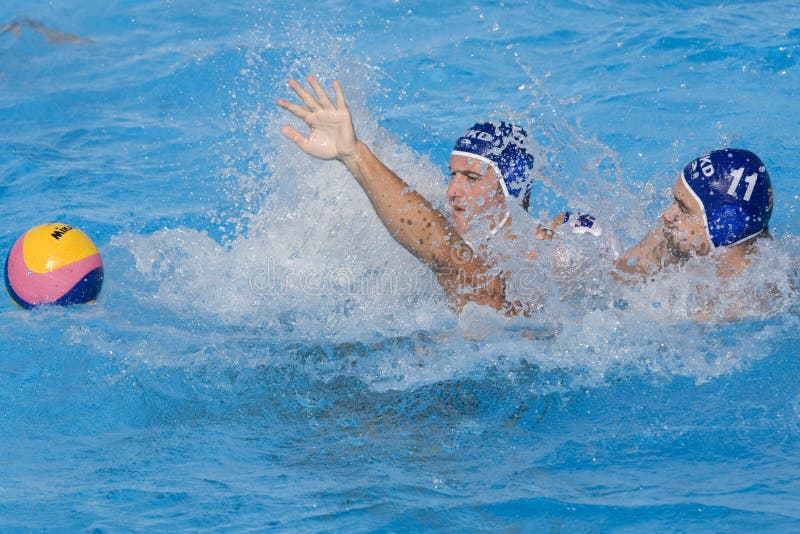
left=670, top=239, right=707, bottom=261
left=450, top=209, right=467, bottom=231
left=664, top=233, right=693, bottom=260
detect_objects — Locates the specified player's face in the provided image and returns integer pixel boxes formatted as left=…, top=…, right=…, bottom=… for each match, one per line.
left=446, top=154, right=507, bottom=235
left=659, top=177, right=712, bottom=257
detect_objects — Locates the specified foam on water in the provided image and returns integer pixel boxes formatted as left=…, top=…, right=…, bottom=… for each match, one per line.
left=107, top=35, right=800, bottom=396
left=3, top=4, right=800, bottom=529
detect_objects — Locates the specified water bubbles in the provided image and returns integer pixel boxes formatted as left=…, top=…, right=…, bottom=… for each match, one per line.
left=108, top=21, right=800, bottom=402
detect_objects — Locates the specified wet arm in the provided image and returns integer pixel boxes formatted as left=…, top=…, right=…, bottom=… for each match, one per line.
left=342, top=141, right=455, bottom=268
left=277, top=75, right=507, bottom=311
left=613, top=226, right=670, bottom=279
left=341, top=141, right=507, bottom=311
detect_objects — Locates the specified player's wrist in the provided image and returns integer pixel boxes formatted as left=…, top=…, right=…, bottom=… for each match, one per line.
left=340, top=140, right=364, bottom=167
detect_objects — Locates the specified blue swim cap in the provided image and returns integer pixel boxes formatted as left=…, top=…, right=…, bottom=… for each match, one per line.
left=681, top=148, right=773, bottom=248
left=452, top=121, right=535, bottom=198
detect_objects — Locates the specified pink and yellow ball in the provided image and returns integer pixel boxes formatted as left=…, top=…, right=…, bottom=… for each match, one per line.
left=4, top=223, right=104, bottom=308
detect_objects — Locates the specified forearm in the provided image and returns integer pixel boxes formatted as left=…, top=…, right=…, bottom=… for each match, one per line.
left=277, top=76, right=508, bottom=312
left=341, top=141, right=456, bottom=269
left=341, top=141, right=508, bottom=312
left=614, top=227, right=670, bottom=278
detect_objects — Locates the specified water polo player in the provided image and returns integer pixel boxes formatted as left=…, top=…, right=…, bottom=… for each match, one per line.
left=448, top=122, right=600, bottom=244
left=276, top=75, right=599, bottom=314
left=614, top=148, right=773, bottom=278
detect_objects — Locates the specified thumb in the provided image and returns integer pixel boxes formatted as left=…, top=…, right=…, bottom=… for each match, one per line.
left=281, top=125, right=310, bottom=151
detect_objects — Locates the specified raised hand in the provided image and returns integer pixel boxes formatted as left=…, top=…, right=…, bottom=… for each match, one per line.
left=276, top=75, right=358, bottom=161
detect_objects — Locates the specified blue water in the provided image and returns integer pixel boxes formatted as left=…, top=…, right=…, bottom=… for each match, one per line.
left=2, top=1, right=800, bottom=531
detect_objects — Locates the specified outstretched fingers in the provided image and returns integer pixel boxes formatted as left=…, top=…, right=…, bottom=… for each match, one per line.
left=276, top=98, right=311, bottom=121
left=332, top=80, right=348, bottom=111
left=306, top=75, right=334, bottom=109
left=287, top=78, right=321, bottom=111
left=276, top=74, right=355, bottom=161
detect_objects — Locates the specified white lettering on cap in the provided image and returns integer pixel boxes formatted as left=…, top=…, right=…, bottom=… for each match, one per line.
left=699, top=155, right=714, bottom=177
left=463, top=129, right=495, bottom=142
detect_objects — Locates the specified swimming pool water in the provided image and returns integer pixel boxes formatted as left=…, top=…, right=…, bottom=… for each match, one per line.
left=2, top=1, right=800, bottom=531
